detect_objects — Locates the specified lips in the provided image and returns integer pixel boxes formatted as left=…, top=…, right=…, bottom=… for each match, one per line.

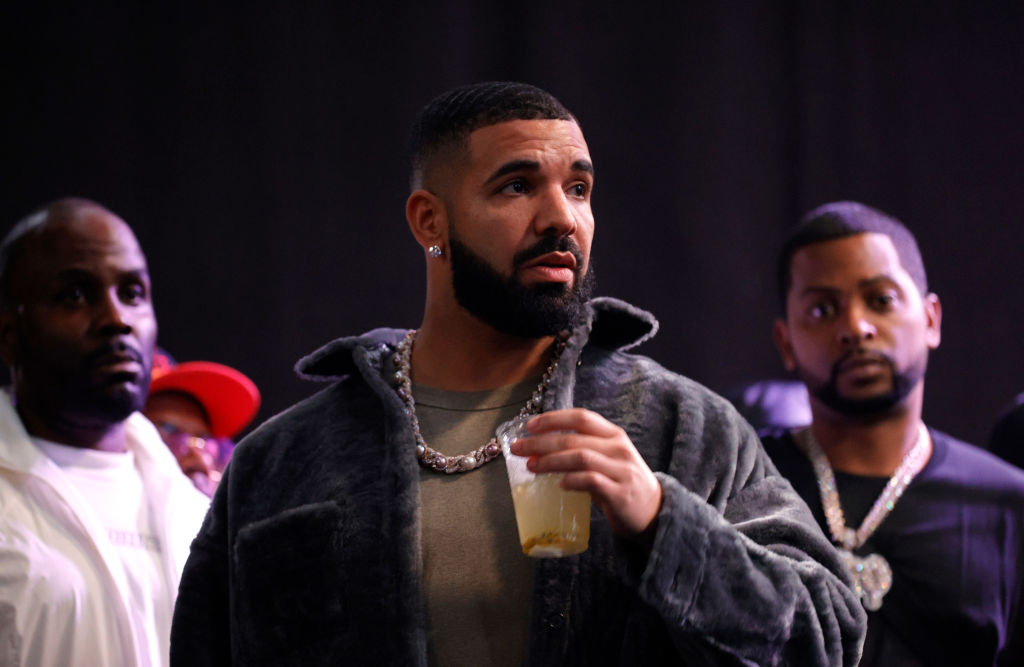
left=517, top=252, right=578, bottom=284
left=519, top=251, right=578, bottom=272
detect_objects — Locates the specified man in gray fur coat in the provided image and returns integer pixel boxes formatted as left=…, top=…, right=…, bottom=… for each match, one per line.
left=171, top=82, right=866, bottom=666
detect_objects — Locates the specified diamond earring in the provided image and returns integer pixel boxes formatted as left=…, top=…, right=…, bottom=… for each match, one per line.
left=428, top=244, right=443, bottom=258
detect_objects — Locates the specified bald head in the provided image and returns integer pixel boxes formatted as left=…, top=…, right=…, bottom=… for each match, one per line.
left=0, top=198, right=139, bottom=309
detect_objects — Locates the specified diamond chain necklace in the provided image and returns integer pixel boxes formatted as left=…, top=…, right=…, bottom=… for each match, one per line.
left=391, top=329, right=568, bottom=474
left=794, top=422, right=931, bottom=610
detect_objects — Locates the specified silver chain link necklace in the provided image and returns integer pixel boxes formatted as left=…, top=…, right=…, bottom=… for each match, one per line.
left=391, top=329, right=569, bottom=474
left=794, top=422, right=931, bottom=610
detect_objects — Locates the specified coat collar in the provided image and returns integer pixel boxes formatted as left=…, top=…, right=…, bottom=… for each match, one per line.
left=294, top=296, right=659, bottom=382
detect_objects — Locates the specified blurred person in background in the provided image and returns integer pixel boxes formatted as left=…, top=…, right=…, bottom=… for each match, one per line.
left=145, top=349, right=260, bottom=496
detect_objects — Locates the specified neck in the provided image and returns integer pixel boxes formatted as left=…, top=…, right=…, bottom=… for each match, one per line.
left=412, top=302, right=557, bottom=391
left=15, top=400, right=129, bottom=452
left=807, top=385, right=927, bottom=476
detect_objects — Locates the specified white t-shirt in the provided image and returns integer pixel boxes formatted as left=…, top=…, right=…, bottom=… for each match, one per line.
left=35, top=439, right=171, bottom=667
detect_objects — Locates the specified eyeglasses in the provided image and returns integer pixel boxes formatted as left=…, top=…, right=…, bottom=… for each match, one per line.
left=153, top=421, right=234, bottom=468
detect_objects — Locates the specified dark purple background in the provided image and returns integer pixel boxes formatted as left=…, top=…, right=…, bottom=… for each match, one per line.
left=2, top=3, right=1021, bottom=446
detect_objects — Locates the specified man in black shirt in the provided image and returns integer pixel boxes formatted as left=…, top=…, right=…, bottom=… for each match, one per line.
left=763, top=201, right=1024, bottom=666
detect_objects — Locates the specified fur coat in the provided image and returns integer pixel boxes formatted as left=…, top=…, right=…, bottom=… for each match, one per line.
left=171, top=298, right=865, bottom=666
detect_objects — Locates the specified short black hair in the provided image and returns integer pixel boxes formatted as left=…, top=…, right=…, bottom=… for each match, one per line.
left=409, top=81, right=576, bottom=190
left=776, top=201, right=929, bottom=312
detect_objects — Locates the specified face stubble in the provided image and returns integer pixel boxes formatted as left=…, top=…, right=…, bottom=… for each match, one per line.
left=800, top=349, right=928, bottom=420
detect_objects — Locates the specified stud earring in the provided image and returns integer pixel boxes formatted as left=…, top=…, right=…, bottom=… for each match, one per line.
left=428, top=244, right=443, bottom=258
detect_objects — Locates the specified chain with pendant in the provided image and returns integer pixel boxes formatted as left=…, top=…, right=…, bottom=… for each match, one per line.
left=794, top=423, right=930, bottom=611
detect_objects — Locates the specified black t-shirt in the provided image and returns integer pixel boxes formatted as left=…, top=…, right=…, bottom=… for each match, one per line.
left=761, top=428, right=1024, bottom=667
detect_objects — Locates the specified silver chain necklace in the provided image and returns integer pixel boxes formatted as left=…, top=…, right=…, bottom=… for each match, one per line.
left=794, top=422, right=930, bottom=611
left=391, top=329, right=568, bottom=474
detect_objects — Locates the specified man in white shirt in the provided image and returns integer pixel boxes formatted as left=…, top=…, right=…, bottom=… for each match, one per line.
left=0, top=198, right=210, bottom=667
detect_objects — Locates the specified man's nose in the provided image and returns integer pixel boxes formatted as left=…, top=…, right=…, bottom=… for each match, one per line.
left=535, top=186, right=578, bottom=238
left=95, top=290, right=132, bottom=332
left=837, top=303, right=877, bottom=345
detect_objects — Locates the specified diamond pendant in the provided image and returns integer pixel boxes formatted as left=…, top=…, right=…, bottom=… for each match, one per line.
left=838, top=549, right=892, bottom=611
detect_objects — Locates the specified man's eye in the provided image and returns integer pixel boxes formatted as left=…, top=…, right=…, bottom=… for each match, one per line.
left=157, top=421, right=184, bottom=436
left=121, top=282, right=147, bottom=304
left=870, top=293, right=896, bottom=310
left=568, top=183, right=588, bottom=198
left=809, top=302, right=836, bottom=319
left=58, top=285, right=88, bottom=307
left=500, top=180, right=528, bottom=195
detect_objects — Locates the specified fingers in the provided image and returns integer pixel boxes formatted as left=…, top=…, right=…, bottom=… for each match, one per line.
left=511, top=411, right=636, bottom=480
left=526, top=408, right=620, bottom=438
left=509, top=408, right=626, bottom=459
left=504, top=408, right=663, bottom=539
left=510, top=430, right=618, bottom=459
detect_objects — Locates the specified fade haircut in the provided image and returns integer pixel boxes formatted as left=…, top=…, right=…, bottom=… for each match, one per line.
left=776, top=201, right=929, bottom=312
left=409, top=81, right=576, bottom=191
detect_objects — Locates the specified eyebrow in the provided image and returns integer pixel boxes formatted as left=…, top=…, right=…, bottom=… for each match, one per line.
left=572, top=159, right=595, bottom=175
left=55, top=267, right=150, bottom=282
left=798, top=274, right=901, bottom=297
left=483, top=158, right=595, bottom=185
left=484, top=159, right=540, bottom=185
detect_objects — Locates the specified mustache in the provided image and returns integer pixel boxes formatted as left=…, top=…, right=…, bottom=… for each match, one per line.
left=512, top=236, right=584, bottom=270
left=82, top=341, right=144, bottom=368
left=831, top=349, right=894, bottom=376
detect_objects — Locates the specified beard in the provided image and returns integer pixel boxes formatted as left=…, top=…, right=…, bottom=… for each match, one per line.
left=797, top=349, right=928, bottom=420
left=448, top=231, right=596, bottom=338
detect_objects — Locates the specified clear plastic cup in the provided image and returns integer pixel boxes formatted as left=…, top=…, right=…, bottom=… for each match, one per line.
left=497, top=414, right=591, bottom=558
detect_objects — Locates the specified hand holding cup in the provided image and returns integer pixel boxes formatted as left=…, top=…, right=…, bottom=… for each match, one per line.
left=498, top=415, right=591, bottom=557
left=510, top=408, right=663, bottom=542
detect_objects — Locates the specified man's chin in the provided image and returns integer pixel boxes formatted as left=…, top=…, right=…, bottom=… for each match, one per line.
left=817, top=389, right=904, bottom=419
left=836, top=383, right=894, bottom=403
left=83, top=383, right=147, bottom=421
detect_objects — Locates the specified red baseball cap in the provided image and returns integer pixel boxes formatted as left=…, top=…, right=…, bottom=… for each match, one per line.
left=149, top=353, right=261, bottom=439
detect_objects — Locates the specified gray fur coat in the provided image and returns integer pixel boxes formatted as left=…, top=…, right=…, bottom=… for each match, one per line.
left=171, top=297, right=865, bottom=666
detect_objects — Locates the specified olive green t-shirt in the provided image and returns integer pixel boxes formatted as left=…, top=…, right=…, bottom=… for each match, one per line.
left=415, top=378, right=538, bottom=667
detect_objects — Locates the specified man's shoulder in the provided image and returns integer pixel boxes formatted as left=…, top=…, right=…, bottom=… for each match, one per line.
left=582, top=344, right=737, bottom=415
left=931, top=429, right=1024, bottom=492
left=245, top=378, right=379, bottom=442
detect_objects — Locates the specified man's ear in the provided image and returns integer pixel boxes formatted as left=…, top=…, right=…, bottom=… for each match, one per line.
left=923, top=292, right=942, bottom=350
left=406, top=189, right=448, bottom=257
left=0, top=307, right=20, bottom=367
left=772, top=318, right=797, bottom=372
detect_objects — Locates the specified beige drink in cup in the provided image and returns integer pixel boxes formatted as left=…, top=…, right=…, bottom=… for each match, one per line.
left=497, top=415, right=591, bottom=557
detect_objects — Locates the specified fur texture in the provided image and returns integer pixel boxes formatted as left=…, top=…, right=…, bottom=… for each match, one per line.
left=172, top=297, right=865, bottom=666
